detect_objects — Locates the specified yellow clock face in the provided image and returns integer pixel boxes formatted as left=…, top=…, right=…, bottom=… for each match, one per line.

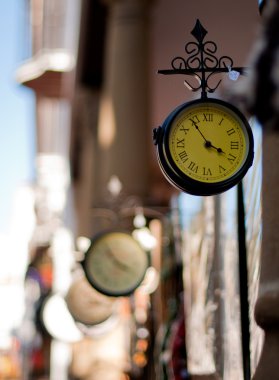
left=83, top=231, right=149, bottom=297
left=168, top=101, right=249, bottom=184
left=154, top=98, right=254, bottom=195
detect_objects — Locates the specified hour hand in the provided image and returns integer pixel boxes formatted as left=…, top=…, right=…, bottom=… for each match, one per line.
left=205, top=141, right=225, bottom=154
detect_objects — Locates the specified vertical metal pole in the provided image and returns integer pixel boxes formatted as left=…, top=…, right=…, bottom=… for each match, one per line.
left=213, top=194, right=225, bottom=376
left=237, top=181, right=251, bottom=380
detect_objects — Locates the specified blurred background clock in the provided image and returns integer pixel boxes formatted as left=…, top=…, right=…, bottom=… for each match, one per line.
left=82, top=231, right=149, bottom=297
left=65, top=275, right=118, bottom=325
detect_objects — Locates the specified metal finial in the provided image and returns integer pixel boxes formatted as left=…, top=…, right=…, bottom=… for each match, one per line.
left=191, top=19, right=207, bottom=44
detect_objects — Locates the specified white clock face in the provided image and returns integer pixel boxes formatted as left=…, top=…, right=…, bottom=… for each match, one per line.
left=83, top=232, right=149, bottom=297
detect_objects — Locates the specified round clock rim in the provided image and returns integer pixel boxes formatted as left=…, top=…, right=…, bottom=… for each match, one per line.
left=82, top=230, right=149, bottom=297
left=157, top=98, right=254, bottom=196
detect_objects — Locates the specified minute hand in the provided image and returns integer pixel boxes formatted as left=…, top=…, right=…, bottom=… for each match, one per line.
left=190, top=119, right=208, bottom=143
left=190, top=119, right=225, bottom=154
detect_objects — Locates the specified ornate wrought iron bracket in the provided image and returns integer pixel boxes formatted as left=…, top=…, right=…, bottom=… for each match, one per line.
left=158, top=19, right=247, bottom=99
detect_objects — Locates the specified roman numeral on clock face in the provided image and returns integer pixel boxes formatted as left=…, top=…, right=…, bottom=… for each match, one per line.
left=176, top=138, right=185, bottom=148
left=203, top=167, right=212, bottom=176
left=179, top=150, right=188, bottom=163
left=228, top=153, right=237, bottom=163
left=190, top=115, right=200, bottom=125
left=226, top=128, right=236, bottom=136
left=188, top=161, right=198, bottom=173
left=179, top=126, right=189, bottom=134
left=230, top=141, right=239, bottom=149
left=219, top=165, right=226, bottom=173
left=203, top=113, right=213, bottom=122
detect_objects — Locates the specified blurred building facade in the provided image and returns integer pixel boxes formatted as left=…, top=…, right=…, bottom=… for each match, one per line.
left=3, top=0, right=278, bottom=379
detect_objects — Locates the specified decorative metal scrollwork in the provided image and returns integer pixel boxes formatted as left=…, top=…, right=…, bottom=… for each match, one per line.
left=158, top=19, right=246, bottom=99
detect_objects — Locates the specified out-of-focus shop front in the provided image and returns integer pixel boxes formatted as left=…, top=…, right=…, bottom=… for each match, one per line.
left=1, top=0, right=279, bottom=379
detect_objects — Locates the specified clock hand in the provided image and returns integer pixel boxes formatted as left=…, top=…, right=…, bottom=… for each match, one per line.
left=190, top=119, right=208, bottom=143
left=190, top=120, right=225, bottom=154
left=205, top=141, right=225, bottom=154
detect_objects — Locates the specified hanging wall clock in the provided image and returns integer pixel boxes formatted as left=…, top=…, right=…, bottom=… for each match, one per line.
left=153, top=98, right=254, bottom=196
left=154, top=20, right=254, bottom=196
left=82, top=231, right=149, bottom=297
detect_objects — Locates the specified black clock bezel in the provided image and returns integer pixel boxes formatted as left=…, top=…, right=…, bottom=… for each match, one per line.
left=155, top=98, right=254, bottom=196
left=81, top=230, right=149, bottom=297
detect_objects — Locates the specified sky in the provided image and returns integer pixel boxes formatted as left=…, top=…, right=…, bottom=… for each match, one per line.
left=0, top=0, right=35, bottom=234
